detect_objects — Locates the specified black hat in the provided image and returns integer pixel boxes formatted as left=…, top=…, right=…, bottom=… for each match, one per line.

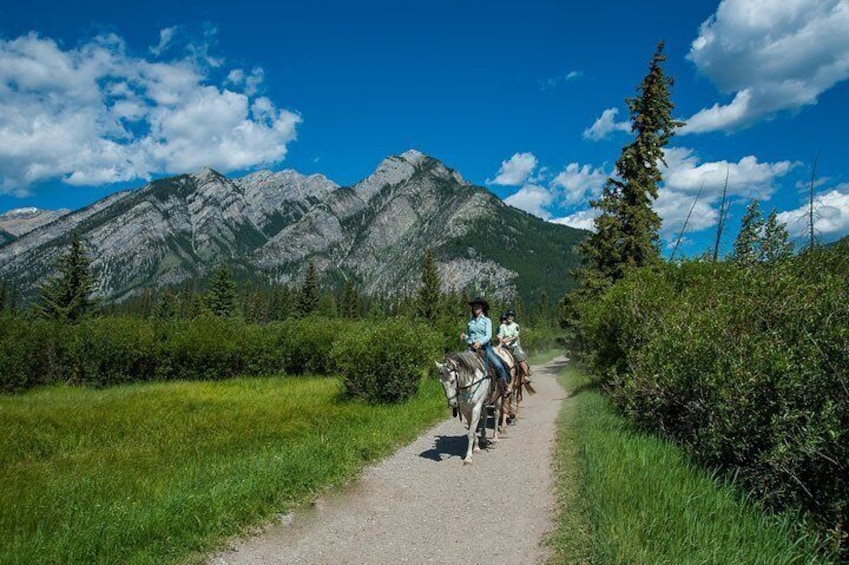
left=506, top=309, right=516, bottom=317
left=468, top=297, right=490, bottom=312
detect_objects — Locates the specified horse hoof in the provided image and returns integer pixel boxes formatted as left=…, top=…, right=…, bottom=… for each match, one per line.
left=463, top=459, right=473, bottom=466
left=473, top=446, right=481, bottom=453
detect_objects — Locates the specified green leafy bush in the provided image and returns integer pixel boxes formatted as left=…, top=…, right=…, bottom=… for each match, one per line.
left=0, top=316, right=363, bottom=390
left=0, top=317, right=69, bottom=392
left=278, top=316, right=355, bottom=374
left=68, top=318, right=159, bottom=385
left=333, top=318, right=442, bottom=404
left=574, top=247, right=849, bottom=556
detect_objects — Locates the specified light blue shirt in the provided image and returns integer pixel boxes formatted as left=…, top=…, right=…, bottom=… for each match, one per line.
left=466, top=315, right=492, bottom=346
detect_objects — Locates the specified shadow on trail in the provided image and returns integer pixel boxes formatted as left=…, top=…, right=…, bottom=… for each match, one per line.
left=418, top=435, right=467, bottom=462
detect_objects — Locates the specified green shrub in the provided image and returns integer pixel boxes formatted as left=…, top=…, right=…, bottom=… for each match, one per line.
left=279, top=316, right=356, bottom=374
left=333, top=318, right=441, bottom=404
left=68, top=318, right=159, bottom=385
left=0, top=317, right=69, bottom=391
left=573, top=248, right=849, bottom=556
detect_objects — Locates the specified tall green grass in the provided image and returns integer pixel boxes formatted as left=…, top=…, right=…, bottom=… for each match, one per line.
left=0, top=376, right=447, bottom=564
left=548, top=366, right=832, bottom=564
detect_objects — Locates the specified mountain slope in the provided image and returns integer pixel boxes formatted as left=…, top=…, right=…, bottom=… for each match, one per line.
left=0, top=150, right=588, bottom=302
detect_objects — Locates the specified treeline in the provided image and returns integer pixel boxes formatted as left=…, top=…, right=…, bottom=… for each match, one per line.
left=0, top=237, right=556, bottom=332
left=1, top=242, right=556, bottom=400
left=563, top=43, right=847, bottom=559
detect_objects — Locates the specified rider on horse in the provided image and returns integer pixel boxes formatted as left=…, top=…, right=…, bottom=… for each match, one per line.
left=497, top=310, right=532, bottom=380
left=460, top=297, right=511, bottom=393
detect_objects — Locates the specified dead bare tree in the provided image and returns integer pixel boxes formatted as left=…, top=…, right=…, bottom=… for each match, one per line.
left=808, top=150, right=820, bottom=250
left=670, top=183, right=703, bottom=262
left=712, top=168, right=731, bottom=263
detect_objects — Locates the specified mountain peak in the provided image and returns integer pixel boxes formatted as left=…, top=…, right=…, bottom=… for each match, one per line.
left=189, top=167, right=225, bottom=184
left=398, top=149, right=427, bottom=166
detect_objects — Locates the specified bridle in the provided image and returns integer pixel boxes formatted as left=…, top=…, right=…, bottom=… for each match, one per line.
left=441, top=356, right=487, bottom=403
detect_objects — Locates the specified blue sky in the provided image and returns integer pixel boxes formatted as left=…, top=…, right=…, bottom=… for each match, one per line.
left=1, top=0, right=848, bottom=254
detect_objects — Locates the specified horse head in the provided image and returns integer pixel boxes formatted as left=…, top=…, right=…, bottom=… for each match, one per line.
left=435, top=355, right=459, bottom=408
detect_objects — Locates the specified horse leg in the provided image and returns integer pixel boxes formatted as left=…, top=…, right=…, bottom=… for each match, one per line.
left=464, top=403, right=483, bottom=465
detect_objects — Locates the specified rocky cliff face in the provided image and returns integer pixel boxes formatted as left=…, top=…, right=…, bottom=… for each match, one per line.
left=0, top=150, right=587, bottom=302
left=0, top=207, right=71, bottom=239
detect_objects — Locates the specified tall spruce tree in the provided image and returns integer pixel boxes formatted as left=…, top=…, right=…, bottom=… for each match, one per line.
left=416, top=249, right=442, bottom=323
left=0, top=279, right=16, bottom=316
left=732, top=200, right=764, bottom=267
left=761, top=210, right=794, bottom=262
left=295, top=261, right=320, bottom=317
left=206, top=262, right=237, bottom=317
left=340, top=279, right=360, bottom=319
left=575, top=42, right=683, bottom=295
left=154, top=289, right=178, bottom=320
left=36, top=233, right=97, bottom=322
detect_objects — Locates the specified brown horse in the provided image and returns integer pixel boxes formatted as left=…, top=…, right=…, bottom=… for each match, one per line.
left=492, top=345, right=536, bottom=427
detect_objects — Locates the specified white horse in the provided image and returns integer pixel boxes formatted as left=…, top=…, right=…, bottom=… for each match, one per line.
left=435, top=351, right=503, bottom=465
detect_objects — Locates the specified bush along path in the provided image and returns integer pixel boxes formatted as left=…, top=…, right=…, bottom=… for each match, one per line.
left=210, top=356, right=571, bottom=565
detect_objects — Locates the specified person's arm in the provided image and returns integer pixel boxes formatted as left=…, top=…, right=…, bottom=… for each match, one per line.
left=482, top=317, right=492, bottom=345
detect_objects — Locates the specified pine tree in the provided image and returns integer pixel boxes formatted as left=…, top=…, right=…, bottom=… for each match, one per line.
left=761, top=210, right=794, bottom=262
left=534, top=289, right=550, bottom=328
left=732, top=200, right=764, bottom=267
left=270, top=284, right=293, bottom=320
left=318, top=291, right=338, bottom=317
left=340, top=279, right=361, bottom=319
left=575, top=42, right=683, bottom=295
left=36, top=233, right=97, bottom=322
left=0, top=279, right=14, bottom=316
left=154, top=289, right=178, bottom=321
left=206, top=262, right=237, bottom=317
left=295, top=261, right=320, bottom=317
left=416, top=249, right=442, bottom=323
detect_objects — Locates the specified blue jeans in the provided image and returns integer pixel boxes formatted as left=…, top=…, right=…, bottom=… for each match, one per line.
left=484, top=344, right=509, bottom=386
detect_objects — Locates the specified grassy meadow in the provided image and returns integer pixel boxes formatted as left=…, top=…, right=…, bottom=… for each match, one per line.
left=548, top=366, right=833, bottom=564
left=0, top=375, right=447, bottom=564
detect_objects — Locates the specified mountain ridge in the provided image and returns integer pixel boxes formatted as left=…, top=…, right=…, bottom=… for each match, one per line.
left=0, top=151, right=588, bottom=303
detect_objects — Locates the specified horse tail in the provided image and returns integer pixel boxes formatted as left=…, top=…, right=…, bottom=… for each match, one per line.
left=523, top=381, right=537, bottom=395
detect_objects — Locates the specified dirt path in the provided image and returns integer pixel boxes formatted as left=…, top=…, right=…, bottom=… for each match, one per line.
left=210, top=356, right=570, bottom=565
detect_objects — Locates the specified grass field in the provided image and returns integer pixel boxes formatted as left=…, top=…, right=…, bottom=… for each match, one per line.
left=0, top=376, right=447, bottom=564
left=548, top=366, right=832, bottom=564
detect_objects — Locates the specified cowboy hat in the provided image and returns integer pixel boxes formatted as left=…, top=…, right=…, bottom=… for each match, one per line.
left=467, top=297, right=490, bottom=311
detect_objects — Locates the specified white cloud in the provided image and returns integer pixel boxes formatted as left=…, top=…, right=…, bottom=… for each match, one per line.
left=504, top=184, right=553, bottom=219
left=0, top=32, right=300, bottom=194
left=777, top=184, right=849, bottom=239
left=502, top=161, right=608, bottom=223
left=226, top=66, right=264, bottom=96
left=682, top=0, right=849, bottom=133
left=583, top=108, right=630, bottom=141
left=488, top=152, right=538, bottom=185
left=150, top=26, right=177, bottom=57
left=657, top=147, right=797, bottom=236
left=662, top=147, right=797, bottom=198
left=551, top=209, right=600, bottom=231
left=550, top=163, right=607, bottom=205
left=539, top=70, right=582, bottom=90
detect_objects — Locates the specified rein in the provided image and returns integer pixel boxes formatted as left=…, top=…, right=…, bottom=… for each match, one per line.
left=444, top=354, right=487, bottom=403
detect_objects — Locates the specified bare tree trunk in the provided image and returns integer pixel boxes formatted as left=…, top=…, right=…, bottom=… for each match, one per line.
left=712, top=169, right=730, bottom=263
left=671, top=183, right=703, bottom=262
left=808, top=150, right=820, bottom=251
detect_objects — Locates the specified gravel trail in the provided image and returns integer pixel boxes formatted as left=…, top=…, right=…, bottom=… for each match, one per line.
left=211, top=356, right=570, bottom=565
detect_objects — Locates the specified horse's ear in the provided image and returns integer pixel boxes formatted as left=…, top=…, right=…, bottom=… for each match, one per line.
left=435, top=362, right=444, bottom=371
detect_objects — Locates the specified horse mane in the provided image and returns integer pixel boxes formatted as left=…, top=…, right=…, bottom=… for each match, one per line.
left=447, top=351, right=483, bottom=378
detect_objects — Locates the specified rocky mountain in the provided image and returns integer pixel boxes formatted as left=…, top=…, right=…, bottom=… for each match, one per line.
left=0, top=150, right=588, bottom=303
left=0, top=207, right=72, bottom=244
